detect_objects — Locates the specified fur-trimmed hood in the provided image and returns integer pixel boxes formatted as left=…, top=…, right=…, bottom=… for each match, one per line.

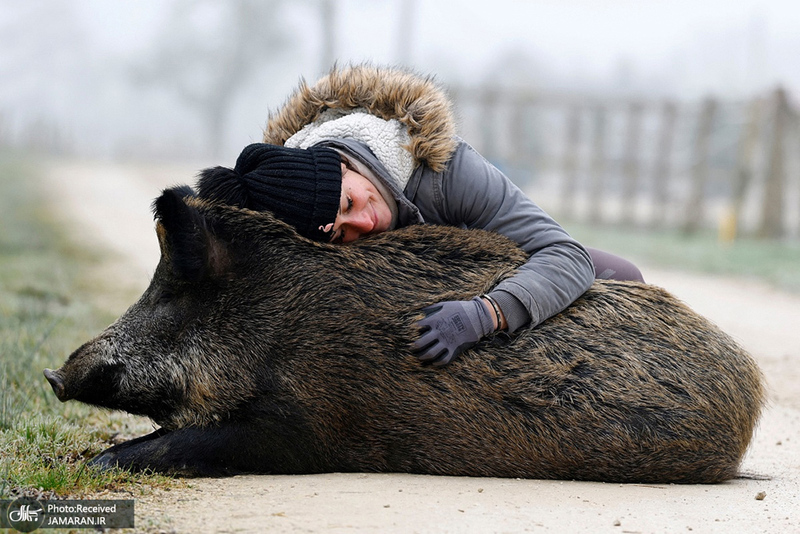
left=262, top=64, right=458, bottom=173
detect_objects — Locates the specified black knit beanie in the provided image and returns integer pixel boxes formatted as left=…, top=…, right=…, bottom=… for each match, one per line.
left=197, top=143, right=342, bottom=241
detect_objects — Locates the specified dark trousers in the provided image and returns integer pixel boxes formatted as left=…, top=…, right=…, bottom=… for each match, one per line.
left=586, top=247, right=645, bottom=283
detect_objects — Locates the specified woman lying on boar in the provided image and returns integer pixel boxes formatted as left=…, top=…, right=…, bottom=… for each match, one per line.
left=197, top=64, right=643, bottom=366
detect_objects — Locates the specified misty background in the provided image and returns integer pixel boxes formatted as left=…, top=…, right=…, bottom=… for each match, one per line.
left=2, top=0, right=799, bottom=237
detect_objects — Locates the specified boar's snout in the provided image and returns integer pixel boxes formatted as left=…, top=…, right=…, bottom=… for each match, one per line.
left=43, top=368, right=70, bottom=402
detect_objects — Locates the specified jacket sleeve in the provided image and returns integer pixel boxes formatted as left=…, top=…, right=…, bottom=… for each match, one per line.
left=410, top=141, right=595, bottom=332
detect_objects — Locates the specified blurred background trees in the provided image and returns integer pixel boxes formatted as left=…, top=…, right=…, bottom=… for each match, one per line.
left=132, top=0, right=289, bottom=158
left=1, top=0, right=798, bottom=239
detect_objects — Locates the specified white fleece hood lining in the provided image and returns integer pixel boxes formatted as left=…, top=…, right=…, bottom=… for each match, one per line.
left=284, top=108, right=415, bottom=190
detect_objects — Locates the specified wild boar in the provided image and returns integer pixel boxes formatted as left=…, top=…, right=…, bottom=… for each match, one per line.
left=44, top=187, right=764, bottom=483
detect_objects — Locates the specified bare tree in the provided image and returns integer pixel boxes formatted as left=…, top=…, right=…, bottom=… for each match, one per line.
left=135, top=0, right=290, bottom=158
left=317, top=0, right=337, bottom=75
left=0, top=0, right=87, bottom=153
left=395, top=0, right=416, bottom=66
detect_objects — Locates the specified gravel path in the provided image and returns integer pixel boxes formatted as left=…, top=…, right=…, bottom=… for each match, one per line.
left=45, top=159, right=799, bottom=533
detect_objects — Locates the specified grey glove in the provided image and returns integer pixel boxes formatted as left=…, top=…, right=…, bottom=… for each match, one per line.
left=412, top=297, right=495, bottom=366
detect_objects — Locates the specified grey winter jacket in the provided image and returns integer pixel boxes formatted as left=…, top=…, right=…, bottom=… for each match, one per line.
left=319, top=137, right=596, bottom=333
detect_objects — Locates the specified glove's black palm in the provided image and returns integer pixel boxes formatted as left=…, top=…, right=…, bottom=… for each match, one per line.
left=412, top=297, right=495, bottom=366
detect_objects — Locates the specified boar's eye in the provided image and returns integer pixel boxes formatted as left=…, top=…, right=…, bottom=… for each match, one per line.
left=156, top=289, right=175, bottom=305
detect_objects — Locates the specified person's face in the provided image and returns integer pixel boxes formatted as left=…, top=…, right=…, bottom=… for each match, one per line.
left=327, top=163, right=392, bottom=243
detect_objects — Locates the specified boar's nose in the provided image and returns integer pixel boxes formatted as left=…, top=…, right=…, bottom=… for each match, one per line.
left=43, top=368, right=70, bottom=402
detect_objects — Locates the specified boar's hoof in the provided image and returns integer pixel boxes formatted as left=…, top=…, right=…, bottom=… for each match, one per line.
left=87, top=429, right=170, bottom=473
left=88, top=450, right=119, bottom=472
left=43, top=369, right=68, bottom=402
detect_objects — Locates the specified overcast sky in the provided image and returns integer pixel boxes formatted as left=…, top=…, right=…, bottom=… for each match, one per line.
left=341, top=0, right=799, bottom=97
left=3, top=0, right=799, bottom=158
left=70, top=0, right=800, bottom=94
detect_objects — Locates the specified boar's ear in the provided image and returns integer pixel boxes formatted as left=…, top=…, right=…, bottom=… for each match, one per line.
left=153, top=186, right=228, bottom=281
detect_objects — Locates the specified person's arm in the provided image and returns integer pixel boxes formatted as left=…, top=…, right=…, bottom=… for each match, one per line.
left=412, top=140, right=595, bottom=333
left=449, top=141, right=594, bottom=331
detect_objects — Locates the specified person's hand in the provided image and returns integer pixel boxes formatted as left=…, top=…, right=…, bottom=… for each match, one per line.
left=412, top=297, right=495, bottom=366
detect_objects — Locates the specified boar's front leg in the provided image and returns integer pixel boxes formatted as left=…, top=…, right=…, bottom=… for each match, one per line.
left=89, top=427, right=245, bottom=477
left=89, top=423, right=313, bottom=477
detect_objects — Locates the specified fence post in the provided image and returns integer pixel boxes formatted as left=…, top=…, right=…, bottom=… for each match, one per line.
left=651, top=101, right=677, bottom=228
left=560, top=105, right=582, bottom=219
left=587, top=105, right=607, bottom=224
left=758, top=87, right=788, bottom=238
left=796, top=103, right=800, bottom=239
left=683, top=97, right=717, bottom=234
left=508, top=94, right=534, bottom=183
left=0, top=112, right=6, bottom=149
left=728, top=97, right=763, bottom=239
left=479, top=87, right=500, bottom=164
left=621, top=102, right=644, bottom=225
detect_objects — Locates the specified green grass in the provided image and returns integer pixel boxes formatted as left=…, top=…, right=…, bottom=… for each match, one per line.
left=567, top=221, right=800, bottom=293
left=0, top=152, right=173, bottom=500
left=1, top=150, right=796, bottom=503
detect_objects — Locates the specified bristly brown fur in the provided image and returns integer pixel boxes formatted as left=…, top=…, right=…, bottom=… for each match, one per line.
left=262, top=64, right=458, bottom=173
left=53, top=191, right=765, bottom=482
